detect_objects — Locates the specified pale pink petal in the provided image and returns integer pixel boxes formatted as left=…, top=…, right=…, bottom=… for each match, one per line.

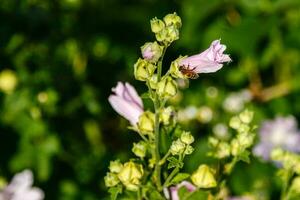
left=124, top=83, right=143, bottom=109
left=109, top=95, right=143, bottom=125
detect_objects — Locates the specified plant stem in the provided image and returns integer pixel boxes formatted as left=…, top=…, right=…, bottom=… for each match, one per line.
left=163, top=166, right=179, bottom=187
left=153, top=46, right=167, bottom=191
left=159, top=150, right=171, bottom=165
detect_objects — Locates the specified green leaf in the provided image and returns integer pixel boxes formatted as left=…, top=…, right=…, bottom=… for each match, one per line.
left=170, top=173, right=190, bottom=185
left=167, top=157, right=183, bottom=169
left=108, top=185, right=122, bottom=200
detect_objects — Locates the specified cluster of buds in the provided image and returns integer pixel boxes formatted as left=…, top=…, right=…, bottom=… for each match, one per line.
left=229, top=110, right=255, bottom=156
left=271, top=149, right=300, bottom=198
left=170, top=131, right=194, bottom=156
left=271, top=149, right=300, bottom=175
left=104, top=160, right=144, bottom=191
left=150, top=13, right=181, bottom=45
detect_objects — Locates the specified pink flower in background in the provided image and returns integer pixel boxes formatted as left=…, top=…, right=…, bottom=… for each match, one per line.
left=108, top=82, right=144, bottom=126
left=253, top=116, right=300, bottom=161
left=0, top=170, right=44, bottom=200
left=163, top=181, right=196, bottom=200
left=179, top=39, right=231, bottom=74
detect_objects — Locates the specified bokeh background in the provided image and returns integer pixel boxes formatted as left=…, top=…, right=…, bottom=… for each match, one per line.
left=0, top=0, right=300, bottom=199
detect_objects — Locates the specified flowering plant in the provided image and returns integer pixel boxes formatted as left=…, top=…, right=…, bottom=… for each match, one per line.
left=104, top=13, right=300, bottom=200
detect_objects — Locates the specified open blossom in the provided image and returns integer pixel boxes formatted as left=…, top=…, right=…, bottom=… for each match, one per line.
left=108, top=82, right=144, bottom=126
left=253, top=116, right=300, bottom=161
left=0, top=170, right=44, bottom=200
left=163, top=181, right=196, bottom=200
left=179, top=39, right=231, bottom=74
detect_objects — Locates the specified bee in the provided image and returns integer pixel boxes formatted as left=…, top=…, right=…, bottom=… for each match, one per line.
left=179, top=65, right=199, bottom=79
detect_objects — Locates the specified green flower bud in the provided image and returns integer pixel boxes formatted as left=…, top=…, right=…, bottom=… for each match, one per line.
left=104, top=172, right=120, bottom=187
left=155, top=28, right=168, bottom=42
left=230, top=139, right=240, bottom=156
left=0, top=69, right=18, bottom=94
left=150, top=17, right=165, bottom=33
left=141, top=42, right=163, bottom=63
left=109, top=160, right=123, bottom=173
left=149, top=74, right=158, bottom=89
left=157, top=76, right=177, bottom=98
left=132, top=141, right=147, bottom=158
left=118, top=161, right=144, bottom=191
left=180, top=131, right=194, bottom=145
left=229, top=116, right=241, bottom=130
left=239, top=109, right=254, bottom=124
left=237, top=124, right=250, bottom=133
left=191, top=165, right=217, bottom=188
left=134, top=58, right=156, bottom=81
left=170, top=58, right=185, bottom=79
left=216, top=142, right=231, bottom=158
left=184, top=145, right=194, bottom=155
left=138, top=111, right=155, bottom=134
left=163, top=12, right=182, bottom=28
left=170, top=139, right=186, bottom=155
left=160, top=106, right=174, bottom=125
left=165, top=25, right=179, bottom=43
left=237, top=133, right=254, bottom=148
left=148, top=157, right=156, bottom=168
left=290, top=177, right=300, bottom=193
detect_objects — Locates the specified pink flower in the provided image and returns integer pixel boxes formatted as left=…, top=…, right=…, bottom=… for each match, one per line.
left=0, top=170, right=44, bottom=200
left=108, top=82, right=144, bottom=126
left=163, top=181, right=196, bottom=200
left=179, top=39, right=231, bottom=74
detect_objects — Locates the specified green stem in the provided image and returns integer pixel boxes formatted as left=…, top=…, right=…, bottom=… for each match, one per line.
left=159, top=150, right=171, bottom=165
left=153, top=46, right=167, bottom=191
left=163, top=166, right=179, bottom=188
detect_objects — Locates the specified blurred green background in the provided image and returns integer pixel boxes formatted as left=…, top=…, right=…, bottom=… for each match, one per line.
left=0, top=0, right=299, bottom=199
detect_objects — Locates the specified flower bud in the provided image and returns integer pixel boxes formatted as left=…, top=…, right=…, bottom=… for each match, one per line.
left=134, top=58, right=156, bottom=81
left=141, top=42, right=163, bottom=63
left=170, top=139, right=186, bottom=155
left=109, top=160, right=123, bottom=173
left=160, top=106, right=174, bottom=125
left=163, top=12, right=182, bottom=28
left=155, top=28, right=168, bottom=42
left=149, top=74, right=158, bottom=89
left=191, top=165, right=217, bottom=188
left=148, top=157, right=156, bottom=168
left=184, top=145, right=194, bottom=155
left=239, top=109, right=254, bottom=124
left=229, top=116, right=241, bottom=130
left=237, top=133, right=254, bottom=148
left=180, top=131, right=194, bottom=145
left=290, top=177, right=300, bottom=193
left=170, top=58, right=185, bottom=79
left=118, top=161, right=144, bottom=191
left=0, top=69, right=18, bottom=94
left=138, top=111, right=155, bottom=134
left=157, top=76, right=177, bottom=98
left=231, top=139, right=240, bottom=156
left=150, top=17, right=165, bottom=33
left=165, top=25, right=179, bottom=43
left=104, top=172, right=120, bottom=187
left=132, top=141, right=147, bottom=158
left=237, top=124, right=250, bottom=133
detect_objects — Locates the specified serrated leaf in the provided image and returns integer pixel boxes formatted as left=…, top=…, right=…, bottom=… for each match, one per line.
left=170, top=173, right=190, bottom=185
left=108, top=185, right=122, bottom=200
left=167, top=157, right=183, bottom=169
